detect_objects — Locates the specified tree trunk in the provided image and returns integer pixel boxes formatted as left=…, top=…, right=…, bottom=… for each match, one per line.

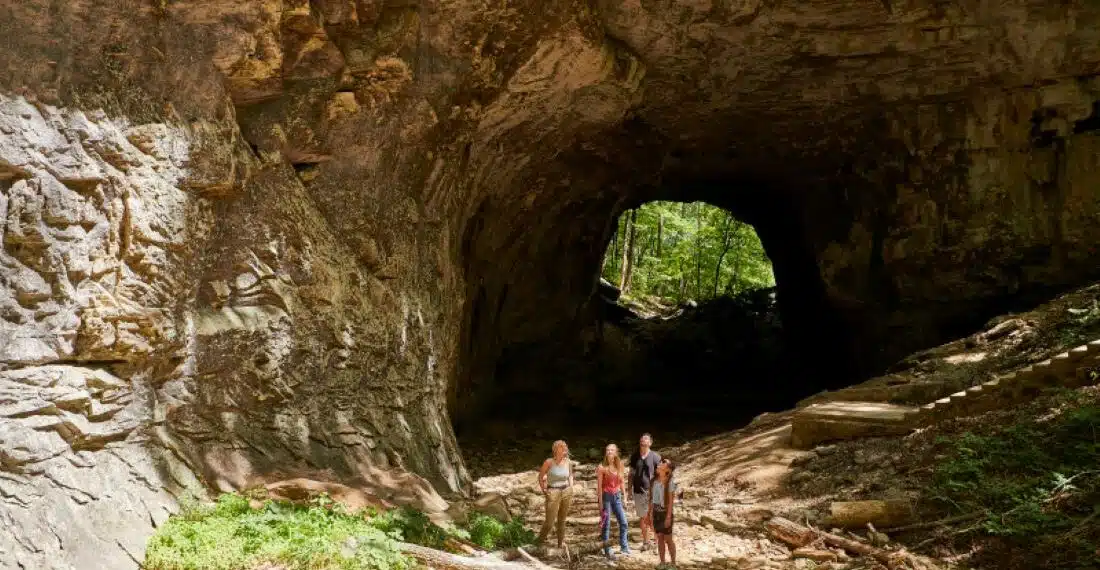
left=656, top=213, right=663, bottom=257
left=620, top=209, right=637, bottom=292
left=724, top=232, right=744, bottom=295
left=603, top=224, right=617, bottom=277
left=678, top=258, right=687, bottom=300
left=712, top=214, right=735, bottom=297
left=828, top=499, right=915, bottom=529
left=693, top=205, right=702, bottom=297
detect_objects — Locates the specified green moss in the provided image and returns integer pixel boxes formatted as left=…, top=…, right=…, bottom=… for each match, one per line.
left=928, top=390, right=1100, bottom=569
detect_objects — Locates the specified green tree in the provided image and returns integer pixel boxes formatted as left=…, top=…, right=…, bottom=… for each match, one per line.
left=601, top=201, right=774, bottom=302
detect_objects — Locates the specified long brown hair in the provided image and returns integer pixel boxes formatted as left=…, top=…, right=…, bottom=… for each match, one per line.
left=659, top=458, right=676, bottom=507
left=601, top=443, right=624, bottom=481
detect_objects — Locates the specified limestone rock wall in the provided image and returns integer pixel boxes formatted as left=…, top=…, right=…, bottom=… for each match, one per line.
left=813, top=80, right=1100, bottom=366
left=1, top=0, right=1100, bottom=568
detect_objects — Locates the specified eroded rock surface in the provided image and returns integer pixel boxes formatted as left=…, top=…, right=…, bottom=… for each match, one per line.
left=1, top=0, right=1100, bottom=567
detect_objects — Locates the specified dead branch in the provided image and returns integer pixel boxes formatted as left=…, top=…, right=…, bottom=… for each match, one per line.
left=881, top=511, right=984, bottom=534
left=766, top=517, right=940, bottom=570
left=397, top=542, right=562, bottom=570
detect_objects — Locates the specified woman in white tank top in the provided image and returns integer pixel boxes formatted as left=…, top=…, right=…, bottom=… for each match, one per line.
left=537, top=440, right=574, bottom=547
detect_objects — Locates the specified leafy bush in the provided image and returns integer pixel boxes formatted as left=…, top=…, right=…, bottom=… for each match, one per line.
left=145, top=493, right=410, bottom=570
left=464, top=513, right=536, bottom=550
left=928, top=393, right=1100, bottom=569
left=369, top=506, right=454, bottom=550
left=146, top=493, right=540, bottom=570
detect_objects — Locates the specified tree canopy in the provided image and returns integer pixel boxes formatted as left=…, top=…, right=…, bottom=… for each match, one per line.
left=601, top=201, right=775, bottom=302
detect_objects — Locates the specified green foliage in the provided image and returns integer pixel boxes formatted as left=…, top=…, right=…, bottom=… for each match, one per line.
left=601, top=201, right=774, bottom=302
left=369, top=506, right=454, bottom=550
left=928, top=393, right=1100, bottom=568
left=1059, top=296, right=1100, bottom=346
left=464, top=513, right=537, bottom=550
left=145, top=493, right=411, bottom=570
left=147, top=494, right=539, bottom=570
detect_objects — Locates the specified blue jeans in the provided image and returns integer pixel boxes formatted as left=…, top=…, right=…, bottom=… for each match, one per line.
left=600, top=491, right=629, bottom=553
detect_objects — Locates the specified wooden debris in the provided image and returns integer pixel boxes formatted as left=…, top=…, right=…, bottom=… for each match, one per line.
left=397, top=542, right=561, bottom=569
left=828, top=499, right=915, bottom=529
left=766, top=517, right=938, bottom=569
left=792, top=547, right=839, bottom=562
left=881, top=511, right=984, bottom=533
left=765, top=516, right=817, bottom=547
left=515, top=546, right=557, bottom=570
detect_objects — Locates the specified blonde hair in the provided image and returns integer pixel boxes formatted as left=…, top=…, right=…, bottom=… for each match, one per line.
left=551, top=440, right=568, bottom=457
left=601, top=443, right=624, bottom=480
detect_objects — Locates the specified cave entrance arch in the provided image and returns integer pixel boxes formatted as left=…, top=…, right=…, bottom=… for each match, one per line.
left=600, top=200, right=776, bottom=307
left=451, top=179, right=863, bottom=441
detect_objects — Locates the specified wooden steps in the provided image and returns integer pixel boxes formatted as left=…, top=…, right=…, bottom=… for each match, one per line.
left=790, top=338, right=1100, bottom=448
left=790, top=401, right=920, bottom=449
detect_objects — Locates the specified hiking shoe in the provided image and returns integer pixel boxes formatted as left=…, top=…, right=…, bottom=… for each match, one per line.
left=617, top=548, right=631, bottom=556
left=639, top=541, right=650, bottom=552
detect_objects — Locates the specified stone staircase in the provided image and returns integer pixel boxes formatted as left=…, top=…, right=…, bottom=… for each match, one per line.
left=791, top=339, right=1100, bottom=449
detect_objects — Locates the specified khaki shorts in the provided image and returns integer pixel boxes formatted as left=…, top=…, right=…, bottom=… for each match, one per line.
left=632, top=493, right=649, bottom=519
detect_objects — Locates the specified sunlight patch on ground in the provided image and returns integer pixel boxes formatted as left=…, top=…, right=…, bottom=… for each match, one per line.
left=944, top=351, right=987, bottom=364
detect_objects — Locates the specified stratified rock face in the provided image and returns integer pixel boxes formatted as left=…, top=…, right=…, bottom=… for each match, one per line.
left=1, top=0, right=1099, bottom=568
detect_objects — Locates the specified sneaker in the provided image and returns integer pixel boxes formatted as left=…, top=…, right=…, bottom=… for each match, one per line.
left=639, top=541, right=650, bottom=552
left=617, top=548, right=631, bottom=556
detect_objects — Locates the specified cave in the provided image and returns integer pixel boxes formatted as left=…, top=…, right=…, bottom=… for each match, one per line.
left=450, top=179, right=866, bottom=439
left=6, top=1, right=1100, bottom=566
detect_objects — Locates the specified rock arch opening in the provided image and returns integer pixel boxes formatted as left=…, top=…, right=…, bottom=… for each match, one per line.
left=450, top=175, right=866, bottom=440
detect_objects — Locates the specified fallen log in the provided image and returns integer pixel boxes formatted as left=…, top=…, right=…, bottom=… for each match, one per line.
left=766, top=517, right=937, bottom=570
left=515, top=547, right=558, bottom=570
left=827, top=500, right=915, bottom=529
left=765, top=516, right=817, bottom=547
left=397, top=542, right=561, bottom=569
left=445, top=537, right=483, bottom=556
left=503, top=541, right=605, bottom=561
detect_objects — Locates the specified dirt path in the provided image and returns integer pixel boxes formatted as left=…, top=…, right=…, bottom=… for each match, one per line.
left=469, top=413, right=845, bottom=570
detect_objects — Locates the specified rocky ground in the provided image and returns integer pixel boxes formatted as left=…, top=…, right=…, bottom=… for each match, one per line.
left=460, top=281, right=1100, bottom=570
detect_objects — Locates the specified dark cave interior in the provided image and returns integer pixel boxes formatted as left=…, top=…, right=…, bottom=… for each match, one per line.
left=449, top=176, right=868, bottom=440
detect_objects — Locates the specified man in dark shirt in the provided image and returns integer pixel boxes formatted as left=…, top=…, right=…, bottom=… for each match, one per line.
left=627, top=433, right=661, bottom=551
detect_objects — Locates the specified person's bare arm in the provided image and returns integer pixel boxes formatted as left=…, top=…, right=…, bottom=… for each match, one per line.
left=567, top=460, right=575, bottom=488
left=664, top=482, right=674, bottom=525
left=596, top=468, right=604, bottom=505
left=538, top=459, right=551, bottom=494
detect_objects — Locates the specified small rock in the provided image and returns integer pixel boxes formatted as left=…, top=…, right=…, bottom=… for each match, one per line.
left=814, top=444, right=838, bottom=456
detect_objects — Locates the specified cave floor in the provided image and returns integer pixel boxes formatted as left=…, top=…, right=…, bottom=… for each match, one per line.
left=465, top=409, right=934, bottom=570
left=455, top=283, right=1100, bottom=569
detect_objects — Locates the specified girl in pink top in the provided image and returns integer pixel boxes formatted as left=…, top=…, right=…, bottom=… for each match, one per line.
left=595, top=443, right=630, bottom=558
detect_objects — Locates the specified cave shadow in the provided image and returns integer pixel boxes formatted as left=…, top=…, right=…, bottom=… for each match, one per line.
left=453, top=180, right=864, bottom=454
